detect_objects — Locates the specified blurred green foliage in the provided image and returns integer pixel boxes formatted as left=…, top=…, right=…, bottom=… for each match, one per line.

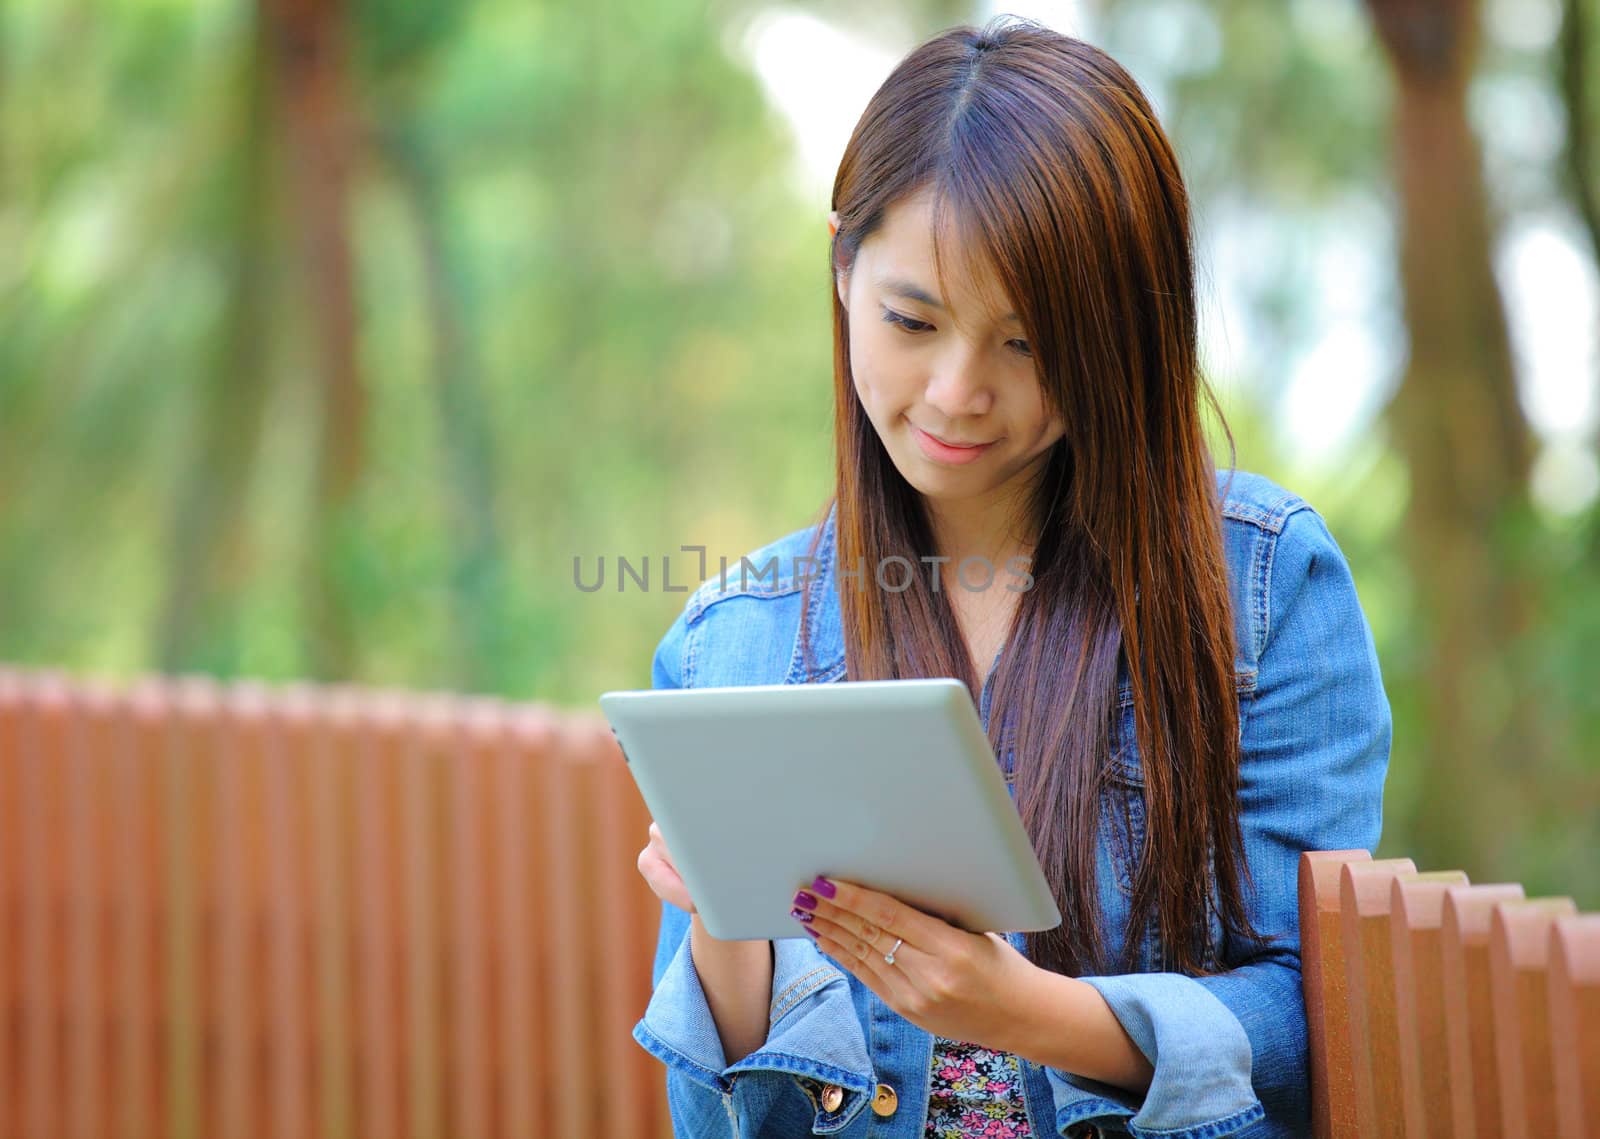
left=0, top=0, right=1596, bottom=902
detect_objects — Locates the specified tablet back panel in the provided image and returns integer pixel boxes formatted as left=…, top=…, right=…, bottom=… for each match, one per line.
left=601, top=678, right=1062, bottom=941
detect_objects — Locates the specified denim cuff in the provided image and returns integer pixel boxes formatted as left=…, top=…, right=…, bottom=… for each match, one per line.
left=1046, top=973, right=1264, bottom=1139
left=633, top=930, right=876, bottom=1126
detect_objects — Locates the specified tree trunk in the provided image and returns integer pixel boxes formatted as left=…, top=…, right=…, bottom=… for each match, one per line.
left=1558, top=0, right=1600, bottom=564
left=1367, top=0, right=1545, bottom=878
left=261, top=0, right=365, bottom=681
left=1561, top=0, right=1600, bottom=275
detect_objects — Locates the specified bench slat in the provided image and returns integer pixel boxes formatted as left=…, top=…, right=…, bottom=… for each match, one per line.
left=1488, top=898, right=1577, bottom=1138
left=1391, top=871, right=1470, bottom=1138
left=1340, top=858, right=1419, bottom=1137
left=1299, top=849, right=1371, bottom=1139
left=1550, top=914, right=1600, bottom=1139
left=1441, top=883, right=1527, bottom=1138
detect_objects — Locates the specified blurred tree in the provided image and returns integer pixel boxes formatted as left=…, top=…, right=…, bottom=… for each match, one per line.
left=1560, top=0, right=1600, bottom=539
left=0, top=0, right=1593, bottom=898
left=1562, top=0, right=1600, bottom=272
left=378, top=122, right=511, bottom=693
left=262, top=0, right=366, bottom=681
left=1365, top=0, right=1545, bottom=880
left=1089, top=0, right=1596, bottom=894
left=356, top=0, right=509, bottom=691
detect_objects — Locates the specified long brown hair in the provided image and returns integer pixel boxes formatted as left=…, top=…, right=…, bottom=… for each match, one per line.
left=805, top=18, right=1258, bottom=977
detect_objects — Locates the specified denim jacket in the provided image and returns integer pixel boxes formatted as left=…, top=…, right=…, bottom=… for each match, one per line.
left=631, top=470, right=1390, bottom=1138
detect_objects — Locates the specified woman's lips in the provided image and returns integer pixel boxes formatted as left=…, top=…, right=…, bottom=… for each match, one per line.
left=912, top=424, right=996, bottom=465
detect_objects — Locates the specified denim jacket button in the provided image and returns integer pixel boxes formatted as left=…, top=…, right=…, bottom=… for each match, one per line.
left=821, top=1084, right=844, bottom=1113
left=870, top=1083, right=898, bottom=1117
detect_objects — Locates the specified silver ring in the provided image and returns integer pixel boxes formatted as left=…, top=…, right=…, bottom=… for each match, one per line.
left=884, top=937, right=904, bottom=965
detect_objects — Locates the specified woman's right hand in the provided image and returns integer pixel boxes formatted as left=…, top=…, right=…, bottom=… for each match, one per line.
left=638, top=820, right=698, bottom=914
left=643, top=825, right=771, bottom=1064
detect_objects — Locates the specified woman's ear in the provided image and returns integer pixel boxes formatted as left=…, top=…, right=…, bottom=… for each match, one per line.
left=828, top=211, right=849, bottom=309
left=838, top=211, right=851, bottom=308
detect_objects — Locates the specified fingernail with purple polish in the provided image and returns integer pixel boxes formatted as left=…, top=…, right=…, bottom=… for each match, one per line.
left=790, top=907, right=814, bottom=924
left=792, top=890, right=818, bottom=911
left=811, top=876, right=837, bottom=898
left=802, top=926, right=819, bottom=939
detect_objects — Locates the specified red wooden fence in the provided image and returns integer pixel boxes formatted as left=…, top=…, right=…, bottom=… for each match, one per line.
left=4, top=667, right=1597, bottom=1138
left=0, top=669, right=671, bottom=1139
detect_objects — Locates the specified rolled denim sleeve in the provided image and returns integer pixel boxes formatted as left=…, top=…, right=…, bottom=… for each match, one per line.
left=634, top=906, right=879, bottom=1135
left=1047, top=506, right=1391, bottom=1138
left=629, top=606, right=880, bottom=1135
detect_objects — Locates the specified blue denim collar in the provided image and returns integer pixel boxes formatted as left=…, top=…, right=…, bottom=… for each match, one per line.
left=788, top=500, right=846, bottom=684
left=789, top=501, right=1007, bottom=692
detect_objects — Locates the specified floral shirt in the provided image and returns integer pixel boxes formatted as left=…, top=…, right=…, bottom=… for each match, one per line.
left=924, top=1037, right=1033, bottom=1137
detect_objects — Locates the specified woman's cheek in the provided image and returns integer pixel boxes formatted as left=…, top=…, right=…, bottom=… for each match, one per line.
left=851, top=366, right=886, bottom=422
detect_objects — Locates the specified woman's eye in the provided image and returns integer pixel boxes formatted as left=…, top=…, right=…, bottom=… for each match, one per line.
left=881, top=308, right=932, bottom=334
left=881, top=306, right=1031, bottom=357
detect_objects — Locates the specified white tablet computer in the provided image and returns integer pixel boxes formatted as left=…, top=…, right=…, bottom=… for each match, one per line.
left=599, top=678, right=1062, bottom=941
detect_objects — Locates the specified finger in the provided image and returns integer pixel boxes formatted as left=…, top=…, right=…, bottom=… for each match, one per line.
left=799, top=887, right=932, bottom=988
left=639, top=849, right=696, bottom=913
left=802, top=877, right=948, bottom=948
left=796, top=885, right=951, bottom=1006
left=805, top=916, right=912, bottom=1006
left=806, top=903, right=899, bottom=961
left=801, top=910, right=927, bottom=1002
left=792, top=882, right=906, bottom=959
left=647, top=826, right=677, bottom=870
left=654, top=856, right=685, bottom=892
left=804, top=910, right=926, bottom=970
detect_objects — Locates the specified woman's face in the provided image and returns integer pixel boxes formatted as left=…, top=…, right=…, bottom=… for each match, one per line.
left=833, top=190, right=1066, bottom=511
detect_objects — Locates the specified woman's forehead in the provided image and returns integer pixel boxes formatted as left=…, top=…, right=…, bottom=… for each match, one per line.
left=866, top=198, right=1019, bottom=327
left=870, top=244, right=1017, bottom=329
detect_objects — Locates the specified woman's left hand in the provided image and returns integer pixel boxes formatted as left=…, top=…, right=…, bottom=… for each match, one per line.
left=792, top=876, right=1039, bottom=1050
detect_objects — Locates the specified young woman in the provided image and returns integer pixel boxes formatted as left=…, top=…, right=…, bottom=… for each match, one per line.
left=633, top=18, right=1389, bottom=1139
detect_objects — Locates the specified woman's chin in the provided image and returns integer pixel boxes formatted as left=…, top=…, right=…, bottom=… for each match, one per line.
left=890, top=459, right=991, bottom=502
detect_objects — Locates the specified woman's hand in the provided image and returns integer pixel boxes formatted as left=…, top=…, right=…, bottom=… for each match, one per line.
left=637, top=821, right=697, bottom=914
left=790, top=877, right=1039, bottom=1051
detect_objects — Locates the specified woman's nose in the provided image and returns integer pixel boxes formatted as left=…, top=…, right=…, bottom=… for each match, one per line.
left=924, top=348, right=994, bottom=418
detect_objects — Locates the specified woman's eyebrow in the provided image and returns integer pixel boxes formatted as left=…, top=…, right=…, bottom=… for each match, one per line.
left=873, top=274, right=1021, bottom=324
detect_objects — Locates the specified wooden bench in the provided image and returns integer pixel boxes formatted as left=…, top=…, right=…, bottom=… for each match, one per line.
left=0, top=669, right=672, bottom=1139
left=1300, top=850, right=1599, bottom=1138
left=2, top=668, right=1596, bottom=1138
